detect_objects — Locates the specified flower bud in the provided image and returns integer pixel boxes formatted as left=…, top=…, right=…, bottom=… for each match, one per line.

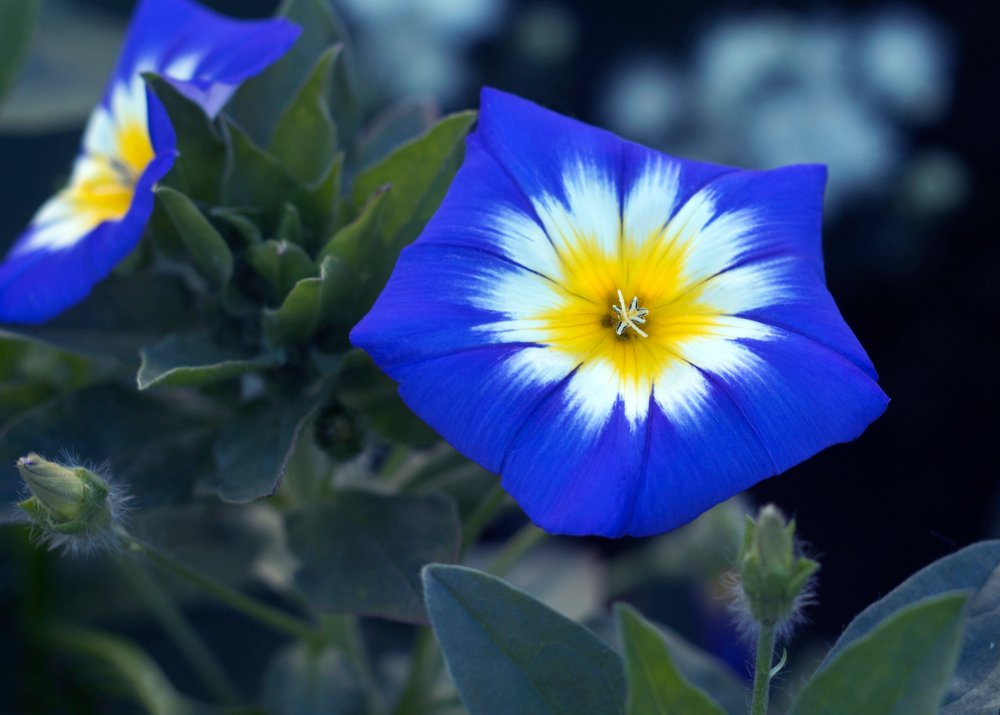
left=736, top=504, right=818, bottom=630
left=16, top=453, right=119, bottom=552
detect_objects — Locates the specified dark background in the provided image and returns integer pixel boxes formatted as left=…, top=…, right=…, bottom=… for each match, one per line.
left=1, top=0, right=997, bottom=685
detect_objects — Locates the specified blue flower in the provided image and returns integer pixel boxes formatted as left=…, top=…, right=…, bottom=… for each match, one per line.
left=352, top=88, right=889, bottom=537
left=0, top=0, right=300, bottom=324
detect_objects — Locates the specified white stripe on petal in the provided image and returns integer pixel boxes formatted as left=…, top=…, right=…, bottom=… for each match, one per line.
left=673, top=320, right=771, bottom=379
left=653, top=359, right=712, bottom=425
left=698, top=258, right=795, bottom=315
left=491, top=206, right=562, bottom=278
left=505, top=344, right=579, bottom=388
left=623, top=157, right=680, bottom=250
left=564, top=358, right=625, bottom=432
left=679, top=205, right=758, bottom=285
left=471, top=264, right=563, bottom=322
left=82, top=106, right=117, bottom=157
left=533, top=160, right=620, bottom=257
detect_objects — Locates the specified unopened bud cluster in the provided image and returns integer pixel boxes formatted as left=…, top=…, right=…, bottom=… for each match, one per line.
left=16, top=453, right=123, bottom=554
left=735, top=504, right=818, bottom=634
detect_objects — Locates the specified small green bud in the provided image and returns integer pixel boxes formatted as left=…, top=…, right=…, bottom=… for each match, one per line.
left=16, top=453, right=117, bottom=551
left=737, top=504, right=819, bottom=629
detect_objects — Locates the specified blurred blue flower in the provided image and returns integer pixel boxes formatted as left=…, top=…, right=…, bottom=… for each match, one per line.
left=0, top=0, right=300, bottom=324
left=353, top=88, right=888, bottom=537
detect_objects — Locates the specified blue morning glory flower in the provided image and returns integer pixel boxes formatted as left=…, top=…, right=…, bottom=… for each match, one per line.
left=0, top=0, right=300, bottom=324
left=352, top=88, right=889, bottom=538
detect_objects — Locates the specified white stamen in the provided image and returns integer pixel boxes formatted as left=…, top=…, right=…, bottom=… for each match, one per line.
left=614, top=289, right=649, bottom=338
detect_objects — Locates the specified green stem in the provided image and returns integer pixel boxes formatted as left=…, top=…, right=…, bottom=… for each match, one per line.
left=118, top=530, right=317, bottom=643
left=750, top=626, right=776, bottom=715
left=461, top=482, right=509, bottom=551
left=325, top=614, right=385, bottom=715
left=487, top=523, right=546, bottom=577
left=393, top=628, right=440, bottom=715
left=116, top=557, right=240, bottom=704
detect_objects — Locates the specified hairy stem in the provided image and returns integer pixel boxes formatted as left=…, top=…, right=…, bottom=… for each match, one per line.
left=750, top=625, right=776, bottom=715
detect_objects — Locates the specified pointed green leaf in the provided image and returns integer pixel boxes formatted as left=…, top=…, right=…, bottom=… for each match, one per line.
left=262, top=255, right=357, bottom=347
left=145, top=75, right=226, bottom=202
left=0, top=0, right=39, bottom=106
left=788, top=594, right=967, bottom=715
left=824, top=540, right=1000, bottom=714
left=295, top=152, right=344, bottom=242
left=246, top=239, right=318, bottom=304
left=263, top=642, right=366, bottom=715
left=352, top=111, right=476, bottom=250
left=286, top=491, right=460, bottom=623
left=51, top=626, right=199, bottom=715
left=155, top=186, right=233, bottom=286
left=137, top=332, right=285, bottom=390
left=615, top=604, right=725, bottom=715
left=222, top=119, right=301, bottom=224
left=424, top=564, right=626, bottom=715
left=277, top=202, right=305, bottom=246
left=210, top=207, right=263, bottom=244
left=228, top=0, right=358, bottom=145
left=355, top=100, right=438, bottom=170
left=271, top=47, right=339, bottom=184
left=202, top=391, right=323, bottom=503
left=319, top=187, right=389, bottom=269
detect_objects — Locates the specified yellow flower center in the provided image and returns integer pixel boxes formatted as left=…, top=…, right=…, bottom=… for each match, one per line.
left=69, top=119, right=154, bottom=227
left=531, top=227, right=726, bottom=390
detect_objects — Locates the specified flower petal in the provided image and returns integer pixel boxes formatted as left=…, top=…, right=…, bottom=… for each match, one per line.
left=0, top=150, right=176, bottom=324
left=114, top=0, right=301, bottom=117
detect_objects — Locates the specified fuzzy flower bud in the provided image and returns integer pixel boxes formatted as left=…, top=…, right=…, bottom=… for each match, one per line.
left=16, top=453, right=122, bottom=554
left=736, top=504, right=818, bottom=631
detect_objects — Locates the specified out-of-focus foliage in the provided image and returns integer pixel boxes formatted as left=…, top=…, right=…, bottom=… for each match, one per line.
left=0, top=0, right=39, bottom=107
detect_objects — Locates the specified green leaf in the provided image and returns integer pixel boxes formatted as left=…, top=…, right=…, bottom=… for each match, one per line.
left=0, top=274, right=194, bottom=361
left=355, top=100, right=438, bottom=171
left=351, top=111, right=476, bottom=251
left=202, top=391, right=322, bottom=503
left=222, top=119, right=301, bottom=225
left=210, top=207, right=263, bottom=245
left=263, top=642, right=367, bottom=715
left=294, top=153, right=344, bottom=243
left=154, top=186, right=233, bottom=287
left=0, top=0, right=39, bottom=106
left=640, top=623, right=747, bottom=715
left=319, top=187, right=389, bottom=269
left=615, top=604, right=726, bottom=715
left=270, top=46, right=340, bottom=184
left=228, top=0, right=358, bottom=146
left=262, top=255, right=357, bottom=347
left=0, top=385, right=214, bottom=511
left=246, top=239, right=318, bottom=304
left=423, top=564, right=626, bottom=715
left=285, top=491, right=460, bottom=623
left=137, top=332, right=285, bottom=390
left=145, top=75, right=226, bottom=202
left=824, top=540, right=1000, bottom=714
left=788, top=594, right=967, bottom=715
left=337, top=352, right=438, bottom=447
left=51, top=626, right=200, bottom=715
left=277, top=203, right=305, bottom=246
